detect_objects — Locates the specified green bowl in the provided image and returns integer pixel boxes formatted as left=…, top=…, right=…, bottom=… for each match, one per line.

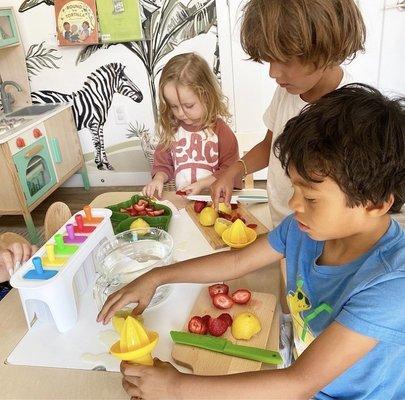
left=107, top=194, right=172, bottom=233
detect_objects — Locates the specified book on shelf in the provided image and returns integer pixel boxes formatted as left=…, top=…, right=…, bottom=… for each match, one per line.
left=54, top=0, right=99, bottom=46
left=96, top=0, right=143, bottom=43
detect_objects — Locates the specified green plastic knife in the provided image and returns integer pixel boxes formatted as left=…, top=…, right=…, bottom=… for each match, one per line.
left=170, top=331, right=282, bottom=365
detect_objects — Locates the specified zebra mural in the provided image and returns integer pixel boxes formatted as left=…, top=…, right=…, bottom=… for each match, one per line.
left=32, top=63, right=143, bottom=170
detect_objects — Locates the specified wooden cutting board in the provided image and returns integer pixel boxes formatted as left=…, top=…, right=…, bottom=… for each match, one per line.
left=171, top=288, right=277, bottom=375
left=185, top=203, right=268, bottom=250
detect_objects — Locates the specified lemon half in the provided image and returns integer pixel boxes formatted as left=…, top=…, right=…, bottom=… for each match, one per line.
left=231, top=312, right=262, bottom=340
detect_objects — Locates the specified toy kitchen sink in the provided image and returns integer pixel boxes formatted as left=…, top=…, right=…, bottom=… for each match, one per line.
left=0, top=103, right=90, bottom=243
left=6, top=104, right=60, bottom=118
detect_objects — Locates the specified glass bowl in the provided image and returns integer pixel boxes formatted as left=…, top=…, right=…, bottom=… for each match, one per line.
left=93, top=227, right=174, bottom=311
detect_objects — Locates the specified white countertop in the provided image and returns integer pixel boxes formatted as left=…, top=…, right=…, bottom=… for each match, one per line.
left=0, top=103, right=72, bottom=144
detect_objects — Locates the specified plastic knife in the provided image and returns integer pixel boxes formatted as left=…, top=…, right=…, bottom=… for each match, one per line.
left=170, top=331, right=282, bottom=365
left=186, top=189, right=268, bottom=204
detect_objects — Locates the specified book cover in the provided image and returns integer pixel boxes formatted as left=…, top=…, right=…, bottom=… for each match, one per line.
left=96, top=0, right=143, bottom=43
left=54, top=0, right=99, bottom=46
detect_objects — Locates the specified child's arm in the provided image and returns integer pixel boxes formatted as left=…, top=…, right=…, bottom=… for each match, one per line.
left=121, top=321, right=377, bottom=399
left=97, top=235, right=283, bottom=323
left=180, top=175, right=216, bottom=195
left=212, top=129, right=273, bottom=207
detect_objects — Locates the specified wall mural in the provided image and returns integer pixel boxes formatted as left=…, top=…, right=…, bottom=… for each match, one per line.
left=17, top=0, right=219, bottom=179
left=77, top=0, right=217, bottom=123
left=32, top=63, right=143, bottom=170
left=25, top=41, right=62, bottom=79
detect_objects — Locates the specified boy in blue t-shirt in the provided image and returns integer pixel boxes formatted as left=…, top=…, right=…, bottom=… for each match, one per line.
left=98, top=84, right=405, bottom=399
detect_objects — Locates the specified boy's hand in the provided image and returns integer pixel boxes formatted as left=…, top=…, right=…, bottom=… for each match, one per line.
left=210, top=171, right=234, bottom=209
left=96, top=272, right=158, bottom=324
left=121, top=359, right=181, bottom=400
left=0, top=242, right=38, bottom=282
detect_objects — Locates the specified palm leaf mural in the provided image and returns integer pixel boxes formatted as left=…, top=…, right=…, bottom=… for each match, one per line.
left=77, top=0, right=217, bottom=123
left=25, top=41, right=62, bottom=79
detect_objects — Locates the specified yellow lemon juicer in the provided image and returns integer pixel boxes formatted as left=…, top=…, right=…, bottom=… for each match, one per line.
left=110, top=316, right=159, bottom=365
left=222, top=219, right=257, bottom=249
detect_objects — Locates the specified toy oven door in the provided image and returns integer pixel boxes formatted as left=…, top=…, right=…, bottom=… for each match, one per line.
left=13, top=136, right=57, bottom=205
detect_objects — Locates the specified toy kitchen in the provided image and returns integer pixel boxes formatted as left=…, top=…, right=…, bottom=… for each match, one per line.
left=0, top=104, right=89, bottom=243
left=0, top=7, right=89, bottom=243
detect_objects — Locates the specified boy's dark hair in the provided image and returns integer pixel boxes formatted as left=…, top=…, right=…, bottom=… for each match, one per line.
left=274, top=84, right=405, bottom=213
left=241, top=0, right=365, bottom=68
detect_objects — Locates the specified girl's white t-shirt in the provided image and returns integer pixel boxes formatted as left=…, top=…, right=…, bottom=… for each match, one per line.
left=263, top=69, right=352, bottom=227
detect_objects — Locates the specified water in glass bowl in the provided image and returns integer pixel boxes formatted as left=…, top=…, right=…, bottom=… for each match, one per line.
left=93, top=227, right=174, bottom=311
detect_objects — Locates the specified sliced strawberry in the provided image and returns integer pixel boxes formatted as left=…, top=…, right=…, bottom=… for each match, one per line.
left=212, top=293, right=234, bottom=309
left=145, top=207, right=154, bottom=212
left=138, top=210, right=147, bottom=216
left=138, top=199, right=149, bottom=206
left=208, top=283, right=229, bottom=298
left=208, top=317, right=228, bottom=336
left=176, top=190, right=187, bottom=196
left=194, top=200, right=207, bottom=214
left=128, top=209, right=138, bottom=217
left=146, top=210, right=155, bottom=217
left=134, top=203, right=146, bottom=212
left=218, top=211, right=232, bottom=220
left=218, top=313, right=233, bottom=327
left=247, top=223, right=257, bottom=229
left=231, top=203, right=238, bottom=210
left=201, top=314, right=211, bottom=326
left=231, top=289, right=251, bottom=304
left=152, top=209, right=164, bottom=216
left=188, top=316, right=208, bottom=335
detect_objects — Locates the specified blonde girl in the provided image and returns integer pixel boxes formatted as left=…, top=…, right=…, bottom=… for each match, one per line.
left=143, top=52, right=241, bottom=198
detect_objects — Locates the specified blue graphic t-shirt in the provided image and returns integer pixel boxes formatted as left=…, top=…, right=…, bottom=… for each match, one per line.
left=268, top=215, right=405, bottom=399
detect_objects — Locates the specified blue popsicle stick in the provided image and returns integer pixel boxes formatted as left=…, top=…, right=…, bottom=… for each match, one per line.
left=24, top=257, right=58, bottom=280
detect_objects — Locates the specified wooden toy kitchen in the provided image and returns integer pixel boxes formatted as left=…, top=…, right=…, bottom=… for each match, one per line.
left=0, top=7, right=89, bottom=244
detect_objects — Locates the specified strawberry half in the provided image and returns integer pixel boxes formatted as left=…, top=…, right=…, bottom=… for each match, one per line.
left=212, top=293, right=234, bottom=309
left=218, top=313, right=233, bottom=327
left=201, top=314, right=211, bottom=327
left=208, top=283, right=229, bottom=298
left=188, top=316, right=208, bottom=335
left=231, top=289, right=251, bottom=304
left=194, top=200, right=207, bottom=213
left=208, top=317, right=228, bottom=336
left=176, top=190, right=187, bottom=196
left=247, top=223, right=257, bottom=229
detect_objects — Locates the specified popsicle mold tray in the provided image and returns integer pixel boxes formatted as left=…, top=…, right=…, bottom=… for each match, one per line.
left=10, top=207, right=114, bottom=333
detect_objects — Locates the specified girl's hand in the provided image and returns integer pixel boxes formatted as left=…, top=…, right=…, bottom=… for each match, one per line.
left=121, top=359, right=181, bottom=400
left=180, top=180, right=204, bottom=195
left=143, top=179, right=164, bottom=198
left=96, top=272, right=159, bottom=324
